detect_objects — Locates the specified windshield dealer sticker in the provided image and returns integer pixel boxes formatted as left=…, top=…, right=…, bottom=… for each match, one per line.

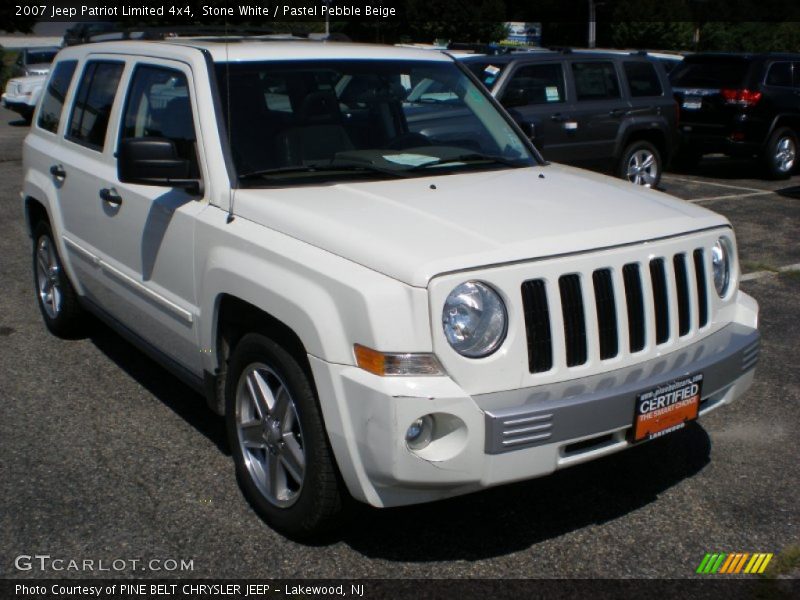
left=382, top=153, right=439, bottom=167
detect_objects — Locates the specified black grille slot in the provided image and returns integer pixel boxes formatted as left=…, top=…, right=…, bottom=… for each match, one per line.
left=623, top=263, right=646, bottom=352
left=693, top=249, right=709, bottom=327
left=558, top=274, right=587, bottom=367
left=649, top=258, right=670, bottom=344
left=673, top=254, right=691, bottom=336
left=521, top=280, right=553, bottom=373
left=592, top=269, right=618, bottom=359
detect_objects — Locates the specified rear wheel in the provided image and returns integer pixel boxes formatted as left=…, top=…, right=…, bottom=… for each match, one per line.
left=763, top=127, right=797, bottom=179
left=32, top=221, right=85, bottom=338
left=618, top=141, right=662, bottom=188
left=225, top=333, right=344, bottom=539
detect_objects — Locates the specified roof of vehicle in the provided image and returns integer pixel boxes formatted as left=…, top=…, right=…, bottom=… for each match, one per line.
left=23, top=46, right=61, bottom=53
left=56, top=38, right=454, bottom=63
left=682, top=52, right=800, bottom=61
left=460, top=49, right=657, bottom=64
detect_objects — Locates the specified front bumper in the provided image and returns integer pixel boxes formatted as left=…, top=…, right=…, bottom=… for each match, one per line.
left=1, top=95, right=34, bottom=117
left=311, top=318, right=759, bottom=509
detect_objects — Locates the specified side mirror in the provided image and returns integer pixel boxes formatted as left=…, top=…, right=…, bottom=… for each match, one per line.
left=500, top=88, right=529, bottom=109
left=117, top=137, right=200, bottom=194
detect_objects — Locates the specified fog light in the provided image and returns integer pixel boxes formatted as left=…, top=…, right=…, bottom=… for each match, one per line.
left=406, top=415, right=434, bottom=450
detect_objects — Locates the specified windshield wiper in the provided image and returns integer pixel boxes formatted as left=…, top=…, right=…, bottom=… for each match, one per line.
left=409, top=153, right=529, bottom=171
left=238, top=162, right=410, bottom=181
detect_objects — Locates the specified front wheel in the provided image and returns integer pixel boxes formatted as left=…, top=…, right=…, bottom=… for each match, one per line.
left=763, top=127, right=797, bottom=179
left=618, top=141, right=662, bottom=188
left=225, top=333, right=345, bottom=539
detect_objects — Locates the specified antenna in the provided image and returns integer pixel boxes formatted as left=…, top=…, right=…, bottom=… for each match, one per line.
left=225, top=8, right=235, bottom=224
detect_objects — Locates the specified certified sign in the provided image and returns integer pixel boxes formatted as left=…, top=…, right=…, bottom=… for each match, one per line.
left=633, top=373, right=703, bottom=441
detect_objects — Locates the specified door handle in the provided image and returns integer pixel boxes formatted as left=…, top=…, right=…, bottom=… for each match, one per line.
left=609, top=108, right=625, bottom=117
left=99, top=187, right=122, bottom=207
left=49, top=164, right=66, bottom=180
left=550, top=113, right=568, bottom=122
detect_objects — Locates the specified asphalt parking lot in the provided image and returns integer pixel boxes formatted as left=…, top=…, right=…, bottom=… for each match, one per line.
left=0, top=105, right=798, bottom=580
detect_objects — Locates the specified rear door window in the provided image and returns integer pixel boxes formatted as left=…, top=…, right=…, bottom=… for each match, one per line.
left=623, top=61, right=663, bottom=97
left=67, top=61, right=124, bottom=151
left=765, top=62, right=792, bottom=87
left=37, top=60, right=78, bottom=133
left=572, top=62, right=620, bottom=101
left=503, top=63, right=566, bottom=105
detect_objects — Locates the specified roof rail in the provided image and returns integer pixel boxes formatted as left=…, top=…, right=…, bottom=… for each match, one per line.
left=68, top=25, right=349, bottom=46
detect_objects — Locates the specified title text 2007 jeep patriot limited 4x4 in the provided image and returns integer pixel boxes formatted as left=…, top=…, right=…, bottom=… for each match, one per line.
left=23, top=37, right=759, bottom=538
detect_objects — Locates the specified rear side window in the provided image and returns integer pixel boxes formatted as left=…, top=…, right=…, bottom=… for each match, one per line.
left=503, top=63, right=566, bottom=105
left=670, top=58, right=748, bottom=88
left=67, top=61, right=124, bottom=151
left=572, top=62, right=620, bottom=101
left=765, top=62, right=792, bottom=87
left=37, top=60, right=77, bottom=133
left=119, top=65, right=199, bottom=177
left=623, top=61, right=663, bottom=97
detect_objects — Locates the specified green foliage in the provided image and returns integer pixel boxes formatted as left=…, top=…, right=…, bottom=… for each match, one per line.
left=402, top=0, right=508, bottom=43
left=0, top=47, right=20, bottom=92
left=698, top=22, right=800, bottom=52
left=611, top=22, right=695, bottom=50
left=0, top=5, right=36, bottom=33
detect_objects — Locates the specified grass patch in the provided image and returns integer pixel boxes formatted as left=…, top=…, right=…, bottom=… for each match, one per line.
left=742, top=261, right=779, bottom=274
left=778, top=269, right=800, bottom=281
left=762, top=545, right=800, bottom=579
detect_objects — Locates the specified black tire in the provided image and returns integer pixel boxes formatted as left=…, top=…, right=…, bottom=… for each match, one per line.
left=762, top=127, right=797, bottom=180
left=225, top=333, right=344, bottom=539
left=617, top=140, right=662, bottom=188
left=32, top=221, right=85, bottom=338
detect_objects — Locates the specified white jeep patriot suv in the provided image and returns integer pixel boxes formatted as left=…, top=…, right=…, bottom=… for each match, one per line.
left=22, top=37, right=759, bottom=538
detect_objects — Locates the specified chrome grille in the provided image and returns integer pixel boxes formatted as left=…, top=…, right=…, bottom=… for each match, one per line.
left=522, top=248, right=711, bottom=372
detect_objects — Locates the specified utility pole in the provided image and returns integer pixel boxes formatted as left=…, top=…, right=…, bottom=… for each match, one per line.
left=588, top=0, right=596, bottom=48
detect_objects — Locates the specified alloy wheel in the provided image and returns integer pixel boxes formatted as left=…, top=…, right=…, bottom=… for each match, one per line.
left=235, top=363, right=306, bottom=508
left=774, top=136, right=796, bottom=173
left=626, top=149, right=658, bottom=187
left=35, top=236, right=62, bottom=319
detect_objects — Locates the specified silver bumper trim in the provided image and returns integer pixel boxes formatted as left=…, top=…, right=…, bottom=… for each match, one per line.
left=481, top=323, right=759, bottom=454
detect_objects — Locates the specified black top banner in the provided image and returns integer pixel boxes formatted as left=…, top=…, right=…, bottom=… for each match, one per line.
left=5, top=0, right=800, bottom=23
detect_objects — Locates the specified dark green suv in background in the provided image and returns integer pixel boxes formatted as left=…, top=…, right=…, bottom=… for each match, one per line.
left=462, top=50, right=678, bottom=188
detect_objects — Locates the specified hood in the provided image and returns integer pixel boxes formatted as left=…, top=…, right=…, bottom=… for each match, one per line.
left=233, top=164, right=729, bottom=287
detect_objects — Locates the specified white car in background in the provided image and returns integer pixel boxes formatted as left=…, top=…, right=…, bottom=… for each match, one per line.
left=2, top=74, right=46, bottom=123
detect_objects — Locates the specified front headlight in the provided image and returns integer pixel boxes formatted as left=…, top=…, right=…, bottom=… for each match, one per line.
left=711, top=237, right=733, bottom=297
left=442, top=281, right=507, bottom=358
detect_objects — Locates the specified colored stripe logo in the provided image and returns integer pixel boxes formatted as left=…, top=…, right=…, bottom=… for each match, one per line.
left=696, top=552, right=773, bottom=574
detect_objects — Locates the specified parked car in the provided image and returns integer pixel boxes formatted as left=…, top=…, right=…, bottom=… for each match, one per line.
left=670, top=52, right=800, bottom=178
left=23, top=38, right=758, bottom=538
left=1, top=74, right=46, bottom=123
left=12, top=47, right=59, bottom=77
left=462, top=50, right=678, bottom=187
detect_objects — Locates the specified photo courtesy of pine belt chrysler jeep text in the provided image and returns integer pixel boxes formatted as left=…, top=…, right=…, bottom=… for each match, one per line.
left=22, top=37, right=760, bottom=538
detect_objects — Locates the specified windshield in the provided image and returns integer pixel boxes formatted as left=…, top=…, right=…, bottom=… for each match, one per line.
left=26, top=50, right=57, bottom=65
left=670, top=57, right=749, bottom=89
left=215, top=59, right=536, bottom=186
